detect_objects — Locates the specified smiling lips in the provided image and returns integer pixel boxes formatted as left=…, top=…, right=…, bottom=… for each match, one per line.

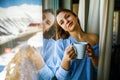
left=67, top=21, right=73, bottom=28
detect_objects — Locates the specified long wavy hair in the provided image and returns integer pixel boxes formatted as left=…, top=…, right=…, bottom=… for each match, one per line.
left=56, top=9, right=81, bottom=40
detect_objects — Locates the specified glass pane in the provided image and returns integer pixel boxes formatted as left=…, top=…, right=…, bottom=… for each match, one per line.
left=0, top=0, right=42, bottom=79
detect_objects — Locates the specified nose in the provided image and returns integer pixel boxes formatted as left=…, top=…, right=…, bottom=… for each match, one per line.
left=64, top=18, right=70, bottom=25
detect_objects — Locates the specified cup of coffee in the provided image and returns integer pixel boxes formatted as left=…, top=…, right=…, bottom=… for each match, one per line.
left=73, top=42, right=87, bottom=59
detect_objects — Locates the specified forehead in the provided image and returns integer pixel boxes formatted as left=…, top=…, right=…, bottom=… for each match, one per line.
left=57, top=11, right=72, bottom=16
left=44, top=12, right=55, bottom=21
left=56, top=11, right=73, bottom=22
left=44, top=12, right=54, bottom=18
left=56, top=11, right=72, bottom=21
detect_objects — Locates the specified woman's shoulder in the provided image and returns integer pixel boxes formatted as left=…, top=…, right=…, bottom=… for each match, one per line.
left=56, top=39, right=65, bottom=46
left=87, top=33, right=99, bottom=45
left=56, top=38, right=71, bottom=47
left=56, top=38, right=69, bottom=42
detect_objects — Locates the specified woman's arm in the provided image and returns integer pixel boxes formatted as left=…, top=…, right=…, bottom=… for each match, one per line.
left=27, top=47, right=55, bottom=79
left=86, top=34, right=99, bottom=67
left=55, top=40, right=76, bottom=80
left=27, top=47, right=45, bottom=69
left=61, top=45, right=76, bottom=70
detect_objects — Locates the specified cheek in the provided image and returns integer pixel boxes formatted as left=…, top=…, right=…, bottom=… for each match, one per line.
left=45, top=25, right=50, bottom=29
left=58, top=22, right=66, bottom=31
left=61, top=25, right=67, bottom=31
left=61, top=26, right=64, bottom=30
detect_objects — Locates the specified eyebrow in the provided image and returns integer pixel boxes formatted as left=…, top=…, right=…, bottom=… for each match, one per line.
left=64, top=14, right=68, bottom=19
left=59, top=19, right=63, bottom=25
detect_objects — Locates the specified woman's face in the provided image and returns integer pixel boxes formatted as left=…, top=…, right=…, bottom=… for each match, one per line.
left=43, top=12, right=55, bottom=32
left=56, top=11, right=78, bottom=32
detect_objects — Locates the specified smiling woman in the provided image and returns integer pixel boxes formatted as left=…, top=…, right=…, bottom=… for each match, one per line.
left=55, top=9, right=99, bottom=80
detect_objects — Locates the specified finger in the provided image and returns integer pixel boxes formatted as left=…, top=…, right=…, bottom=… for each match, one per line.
left=65, top=45, right=73, bottom=53
left=86, top=43, right=91, bottom=49
left=70, top=52, right=77, bottom=59
left=86, top=49, right=94, bottom=57
left=69, top=49, right=75, bottom=56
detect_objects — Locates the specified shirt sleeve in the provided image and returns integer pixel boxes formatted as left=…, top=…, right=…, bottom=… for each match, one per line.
left=38, top=65, right=54, bottom=80
left=55, top=39, right=70, bottom=80
left=56, top=66, right=69, bottom=80
left=93, top=44, right=99, bottom=72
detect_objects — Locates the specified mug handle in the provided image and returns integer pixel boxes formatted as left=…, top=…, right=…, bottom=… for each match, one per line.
left=72, top=45, right=77, bottom=54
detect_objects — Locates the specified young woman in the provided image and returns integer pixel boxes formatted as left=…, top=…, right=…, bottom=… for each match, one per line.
left=55, top=9, right=99, bottom=80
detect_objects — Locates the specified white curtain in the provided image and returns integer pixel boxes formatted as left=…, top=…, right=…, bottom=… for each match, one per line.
left=86, top=0, right=99, bottom=35
left=98, top=0, right=114, bottom=80
left=78, top=0, right=114, bottom=80
left=78, top=0, right=85, bottom=31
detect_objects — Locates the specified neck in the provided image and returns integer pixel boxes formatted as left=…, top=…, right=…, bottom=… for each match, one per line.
left=70, top=29, right=85, bottom=41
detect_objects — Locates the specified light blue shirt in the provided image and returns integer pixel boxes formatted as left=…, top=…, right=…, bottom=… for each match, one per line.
left=38, top=38, right=56, bottom=80
left=55, top=36, right=99, bottom=80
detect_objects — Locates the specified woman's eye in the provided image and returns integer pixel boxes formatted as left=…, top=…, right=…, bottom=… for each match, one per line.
left=66, top=15, right=70, bottom=18
left=65, top=14, right=70, bottom=19
left=46, top=20, right=51, bottom=25
left=60, top=21, right=64, bottom=25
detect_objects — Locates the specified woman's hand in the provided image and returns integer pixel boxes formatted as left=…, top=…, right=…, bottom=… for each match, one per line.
left=61, top=44, right=76, bottom=70
left=86, top=43, right=98, bottom=67
left=86, top=43, right=95, bottom=59
left=26, top=47, right=45, bottom=70
left=63, top=44, right=77, bottom=62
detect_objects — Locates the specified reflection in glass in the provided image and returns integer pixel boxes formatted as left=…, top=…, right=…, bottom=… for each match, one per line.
left=0, top=0, right=42, bottom=79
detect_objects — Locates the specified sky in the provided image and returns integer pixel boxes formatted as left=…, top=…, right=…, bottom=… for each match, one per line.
left=0, top=0, right=42, bottom=8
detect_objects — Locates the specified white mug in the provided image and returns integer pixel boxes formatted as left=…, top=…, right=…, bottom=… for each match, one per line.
left=73, top=42, right=87, bottom=59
